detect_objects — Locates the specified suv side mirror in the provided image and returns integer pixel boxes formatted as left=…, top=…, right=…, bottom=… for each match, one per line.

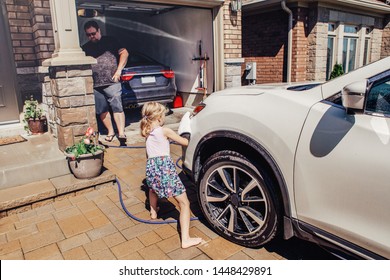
left=342, top=80, right=368, bottom=112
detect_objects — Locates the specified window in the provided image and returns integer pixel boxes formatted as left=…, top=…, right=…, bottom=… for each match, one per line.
left=326, top=24, right=336, bottom=80
left=362, top=27, right=372, bottom=66
left=326, top=22, right=373, bottom=80
left=342, top=37, right=357, bottom=72
left=326, top=37, right=335, bottom=80
left=366, top=73, right=390, bottom=116
left=342, top=25, right=358, bottom=73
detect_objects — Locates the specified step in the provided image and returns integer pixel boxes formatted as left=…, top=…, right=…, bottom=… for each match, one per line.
left=0, top=133, right=70, bottom=190
left=0, top=122, right=25, bottom=137
left=0, top=169, right=116, bottom=216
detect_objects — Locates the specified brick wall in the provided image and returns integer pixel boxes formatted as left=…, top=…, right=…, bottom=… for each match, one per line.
left=5, top=0, right=53, bottom=102
left=6, top=0, right=36, bottom=67
left=242, top=10, right=287, bottom=83
left=5, top=0, right=53, bottom=67
left=30, top=0, right=54, bottom=62
left=223, top=1, right=244, bottom=88
left=291, top=7, right=308, bottom=82
left=223, top=1, right=242, bottom=59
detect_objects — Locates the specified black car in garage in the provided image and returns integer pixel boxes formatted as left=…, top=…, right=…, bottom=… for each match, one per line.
left=120, top=51, right=177, bottom=108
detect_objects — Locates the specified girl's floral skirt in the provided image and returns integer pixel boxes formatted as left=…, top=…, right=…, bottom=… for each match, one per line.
left=145, top=156, right=186, bottom=198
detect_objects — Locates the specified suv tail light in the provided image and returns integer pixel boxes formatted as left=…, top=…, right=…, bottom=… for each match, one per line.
left=121, top=72, right=136, bottom=82
left=161, top=70, right=175, bottom=79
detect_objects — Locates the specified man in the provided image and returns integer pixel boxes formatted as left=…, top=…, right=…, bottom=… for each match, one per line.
left=82, top=20, right=129, bottom=143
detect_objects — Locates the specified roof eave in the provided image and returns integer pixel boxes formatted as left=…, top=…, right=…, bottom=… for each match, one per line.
left=243, top=0, right=390, bottom=14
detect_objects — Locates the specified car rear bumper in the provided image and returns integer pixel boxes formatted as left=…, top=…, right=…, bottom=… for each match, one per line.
left=121, top=84, right=176, bottom=108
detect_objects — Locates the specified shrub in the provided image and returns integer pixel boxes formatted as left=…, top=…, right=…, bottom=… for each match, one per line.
left=330, top=63, right=344, bottom=79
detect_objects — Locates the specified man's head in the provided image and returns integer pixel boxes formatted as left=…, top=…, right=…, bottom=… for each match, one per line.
left=84, top=20, right=101, bottom=43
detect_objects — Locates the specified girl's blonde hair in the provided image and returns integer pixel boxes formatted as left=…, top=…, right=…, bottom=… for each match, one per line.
left=140, top=102, right=167, bottom=137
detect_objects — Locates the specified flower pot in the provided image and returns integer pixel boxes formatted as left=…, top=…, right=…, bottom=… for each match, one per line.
left=65, top=148, right=104, bottom=179
left=28, top=117, right=47, bottom=134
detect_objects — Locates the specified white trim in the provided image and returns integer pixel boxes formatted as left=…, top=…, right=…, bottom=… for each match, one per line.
left=78, top=0, right=225, bottom=9
left=243, top=0, right=390, bottom=14
left=225, top=58, right=245, bottom=64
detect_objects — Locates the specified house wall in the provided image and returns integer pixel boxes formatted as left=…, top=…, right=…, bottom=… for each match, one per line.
left=382, top=16, right=390, bottom=58
left=4, top=0, right=54, bottom=103
left=291, top=7, right=309, bottom=82
left=223, top=1, right=241, bottom=59
left=243, top=4, right=389, bottom=84
left=242, top=10, right=287, bottom=84
left=306, top=6, right=327, bottom=81
left=223, top=1, right=243, bottom=88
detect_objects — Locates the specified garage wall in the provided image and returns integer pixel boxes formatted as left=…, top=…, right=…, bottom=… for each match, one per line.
left=78, top=7, right=214, bottom=94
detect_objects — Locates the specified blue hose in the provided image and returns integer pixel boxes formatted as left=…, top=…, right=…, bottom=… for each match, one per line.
left=111, top=143, right=199, bottom=224
left=116, top=177, right=199, bottom=224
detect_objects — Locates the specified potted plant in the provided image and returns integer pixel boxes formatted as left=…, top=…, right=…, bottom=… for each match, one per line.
left=23, top=97, right=47, bottom=134
left=64, top=127, right=105, bottom=179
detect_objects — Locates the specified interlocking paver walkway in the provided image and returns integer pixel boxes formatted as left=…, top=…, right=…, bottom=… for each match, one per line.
left=0, top=132, right=334, bottom=260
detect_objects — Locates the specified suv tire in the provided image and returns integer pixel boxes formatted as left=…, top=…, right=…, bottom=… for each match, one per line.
left=198, top=150, right=280, bottom=247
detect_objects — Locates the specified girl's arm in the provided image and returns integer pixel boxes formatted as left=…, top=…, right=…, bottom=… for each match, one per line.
left=163, top=127, right=189, bottom=146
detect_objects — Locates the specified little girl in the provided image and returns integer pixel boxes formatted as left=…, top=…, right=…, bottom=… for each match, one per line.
left=140, top=101, right=202, bottom=249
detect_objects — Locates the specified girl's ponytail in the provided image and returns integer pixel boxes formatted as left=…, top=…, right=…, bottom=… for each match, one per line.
left=140, top=102, right=166, bottom=137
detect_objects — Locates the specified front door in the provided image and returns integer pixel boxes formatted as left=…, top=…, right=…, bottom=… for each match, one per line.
left=0, top=2, right=20, bottom=124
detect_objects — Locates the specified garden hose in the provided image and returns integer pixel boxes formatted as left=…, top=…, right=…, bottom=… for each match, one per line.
left=109, top=143, right=200, bottom=225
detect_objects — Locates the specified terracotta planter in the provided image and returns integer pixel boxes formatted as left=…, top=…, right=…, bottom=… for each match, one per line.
left=64, top=148, right=104, bottom=179
left=28, top=117, right=47, bottom=134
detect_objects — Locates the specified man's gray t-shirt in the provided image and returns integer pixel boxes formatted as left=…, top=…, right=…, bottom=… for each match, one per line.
left=82, top=36, right=124, bottom=88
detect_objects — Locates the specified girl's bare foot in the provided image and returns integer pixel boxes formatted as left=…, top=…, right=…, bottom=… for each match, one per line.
left=150, top=207, right=159, bottom=219
left=181, top=237, right=202, bottom=249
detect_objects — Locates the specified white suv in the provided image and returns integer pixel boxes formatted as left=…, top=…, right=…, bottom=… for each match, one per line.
left=182, top=56, right=390, bottom=259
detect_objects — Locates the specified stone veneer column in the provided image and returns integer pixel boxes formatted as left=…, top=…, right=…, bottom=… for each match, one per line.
left=42, top=0, right=96, bottom=151
left=381, top=16, right=390, bottom=58
left=42, top=65, right=96, bottom=151
left=225, top=58, right=245, bottom=88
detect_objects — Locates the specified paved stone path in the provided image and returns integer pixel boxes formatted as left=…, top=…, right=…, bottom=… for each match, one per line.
left=0, top=107, right=335, bottom=260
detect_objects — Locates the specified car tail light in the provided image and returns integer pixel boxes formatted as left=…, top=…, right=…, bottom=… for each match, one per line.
left=121, top=72, right=136, bottom=82
left=191, top=103, right=206, bottom=117
left=161, top=70, right=175, bottom=79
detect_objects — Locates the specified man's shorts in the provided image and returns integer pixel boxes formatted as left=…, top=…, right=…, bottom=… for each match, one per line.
left=94, top=83, right=124, bottom=115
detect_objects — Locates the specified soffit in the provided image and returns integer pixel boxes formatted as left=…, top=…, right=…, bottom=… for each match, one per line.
left=243, top=0, right=390, bottom=14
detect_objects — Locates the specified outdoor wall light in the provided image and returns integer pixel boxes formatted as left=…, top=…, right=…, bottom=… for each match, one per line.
left=230, top=0, right=242, bottom=13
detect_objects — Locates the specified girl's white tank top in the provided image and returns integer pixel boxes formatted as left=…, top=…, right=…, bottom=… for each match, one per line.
left=146, top=126, right=170, bottom=158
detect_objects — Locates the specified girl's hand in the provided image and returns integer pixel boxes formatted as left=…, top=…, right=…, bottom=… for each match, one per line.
left=163, top=127, right=189, bottom=146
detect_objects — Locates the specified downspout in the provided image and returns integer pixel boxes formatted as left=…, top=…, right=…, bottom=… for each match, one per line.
left=281, top=1, right=292, bottom=83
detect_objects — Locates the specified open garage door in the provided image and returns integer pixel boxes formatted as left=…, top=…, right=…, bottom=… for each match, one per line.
left=76, top=0, right=224, bottom=105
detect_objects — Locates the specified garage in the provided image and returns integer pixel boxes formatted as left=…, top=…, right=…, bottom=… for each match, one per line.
left=76, top=0, right=225, bottom=106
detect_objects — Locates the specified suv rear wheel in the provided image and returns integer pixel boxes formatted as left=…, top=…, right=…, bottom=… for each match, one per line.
left=198, top=150, right=280, bottom=247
